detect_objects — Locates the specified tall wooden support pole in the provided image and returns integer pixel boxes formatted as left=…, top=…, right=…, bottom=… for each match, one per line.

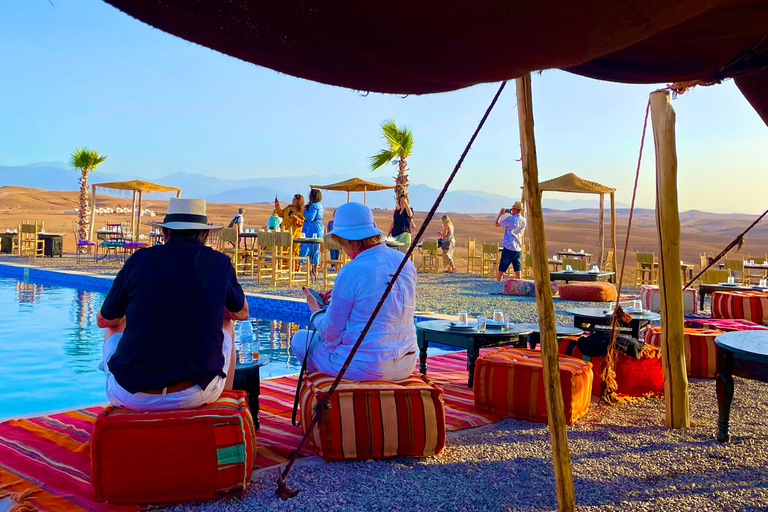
left=598, top=194, right=605, bottom=267
left=176, top=189, right=181, bottom=199
left=364, top=187, right=367, bottom=205
left=610, top=192, right=617, bottom=274
left=88, top=185, right=97, bottom=243
left=136, top=191, right=144, bottom=241
left=131, top=191, right=137, bottom=242
left=650, top=90, right=690, bottom=429
left=516, top=74, right=576, bottom=512
left=347, top=191, right=350, bottom=203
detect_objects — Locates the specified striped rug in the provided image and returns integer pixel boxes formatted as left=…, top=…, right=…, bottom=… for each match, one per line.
left=0, top=352, right=504, bottom=512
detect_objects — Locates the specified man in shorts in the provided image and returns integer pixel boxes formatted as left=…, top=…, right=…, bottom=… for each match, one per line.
left=495, top=201, right=527, bottom=281
left=97, top=198, right=249, bottom=411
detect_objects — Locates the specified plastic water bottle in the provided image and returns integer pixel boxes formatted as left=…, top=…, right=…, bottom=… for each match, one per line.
left=239, top=320, right=254, bottom=364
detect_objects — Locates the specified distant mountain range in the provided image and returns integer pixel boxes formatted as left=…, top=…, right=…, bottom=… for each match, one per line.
left=0, top=161, right=633, bottom=213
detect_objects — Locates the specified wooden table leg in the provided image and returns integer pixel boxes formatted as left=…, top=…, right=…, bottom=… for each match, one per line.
left=467, top=345, right=480, bottom=388
left=417, top=330, right=428, bottom=375
left=716, top=349, right=735, bottom=443
left=700, top=290, right=706, bottom=311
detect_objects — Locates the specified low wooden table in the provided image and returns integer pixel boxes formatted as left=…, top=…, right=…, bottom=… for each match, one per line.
left=697, top=283, right=768, bottom=310
left=558, top=251, right=592, bottom=263
left=565, top=307, right=660, bottom=339
left=238, top=231, right=259, bottom=251
left=233, top=355, right=270, bottom=431
left=715, top=331, right=768, bottom=443
left=38, top=233, right=64, bottom=257
left=514, top=322, right=584, bottom=348
left=550, top=271, right=615, bottom=284
left=0, top=233, right=18, bottom=254
left=415, top=319, right=533, bottom=387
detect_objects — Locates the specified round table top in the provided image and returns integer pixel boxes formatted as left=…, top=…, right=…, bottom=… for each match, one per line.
left=416, top=319, right=533, bottom=336
left=559, top=251, right=592, bottom=256
left=37, top=232, right=64, bottom=237
left=715, top=331, right=768, bottom=361
left=293, top=237, right=323, bottom=243
left=235, top=354, right=270, bottom=370
left=514, top=323, right=584, bottom=336
left=564, top=308, right=661, bottom=321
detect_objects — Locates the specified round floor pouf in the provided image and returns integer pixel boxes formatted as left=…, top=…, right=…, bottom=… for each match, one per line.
left=711, top=291, right=768, bottom=324
left=645, top=326, right=722, bottom=378
left=558, top=282, right=617, bottom=302
left=473, top=348, right=592, bottom=424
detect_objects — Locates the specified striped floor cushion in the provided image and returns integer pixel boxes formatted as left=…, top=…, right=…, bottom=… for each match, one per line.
left=711, top=291, right=768, bottom=324
left=91, top=390, right=256, bottom=504
left=299, top=372, right=446, bottom=462
left=684, top=318, right=768, bottom=332
left=473, top=348, right=592, bottom=425
left=557, top=338, right=664, bottom=397
left=641, top=285, right=698, bottom=314
left=645, top=326, right=722, bottom=378
left=558, top=282, right=618, bottom=302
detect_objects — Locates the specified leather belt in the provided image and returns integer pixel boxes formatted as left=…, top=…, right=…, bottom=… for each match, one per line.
left=141, top=380, right=197, bottom=395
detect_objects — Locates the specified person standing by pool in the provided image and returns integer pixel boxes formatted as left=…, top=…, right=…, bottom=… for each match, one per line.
left=495, top=201, right=526, bottom=281
left=96, top=198, right=249, bottom=411
left=388, top=194, right=415, bottom=253
left=274, top=194, right=305, bottom=256
left=301, top=188, right=324, bottom=278
left=437, top=214, right=457, bottom=273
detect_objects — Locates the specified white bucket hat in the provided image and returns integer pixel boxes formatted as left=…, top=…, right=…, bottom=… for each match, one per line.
left=327, top=202, right=383, bottom=240
left=152, top=198, right=220, bottom=230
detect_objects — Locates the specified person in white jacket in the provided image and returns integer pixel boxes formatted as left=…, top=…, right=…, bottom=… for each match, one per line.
left=291, top=202, right=417, bottom=381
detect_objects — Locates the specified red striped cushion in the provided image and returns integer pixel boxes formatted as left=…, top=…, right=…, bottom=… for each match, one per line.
left=557, top=337, right=603, bottom=396
left=685, top=318, right=768, bottom=332
left=473, top=348, right=592, bottom=425
left=645, top=326, right=722, bottom=378
left=91, top=390, right=256, bottom=504
left=299, top=372, right=446, bottom=461
left=711, top=291, right=768, bottom=324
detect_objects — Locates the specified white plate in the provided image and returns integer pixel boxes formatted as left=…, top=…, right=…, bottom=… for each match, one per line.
left=485, top=321, right=506, bottom=329
left=447, top=322, right=477, bottom=330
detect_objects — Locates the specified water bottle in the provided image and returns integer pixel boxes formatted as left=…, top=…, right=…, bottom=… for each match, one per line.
left=239, top=320, right=254, bottom=364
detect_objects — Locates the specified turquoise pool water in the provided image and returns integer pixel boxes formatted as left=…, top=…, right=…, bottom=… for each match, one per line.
left=0, top=276, right=315, bottom=419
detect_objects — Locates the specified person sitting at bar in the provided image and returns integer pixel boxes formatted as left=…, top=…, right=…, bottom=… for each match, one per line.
left=291, top=202, right=417, bottom=381
left=96, top=198, right=249, bottom=411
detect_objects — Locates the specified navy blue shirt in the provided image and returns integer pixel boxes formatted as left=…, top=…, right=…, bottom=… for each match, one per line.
left=100, top=238, right=245, bottom=394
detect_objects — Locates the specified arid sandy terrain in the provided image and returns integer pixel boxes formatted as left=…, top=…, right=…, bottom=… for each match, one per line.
left=2, top=185, right=766, bottom=277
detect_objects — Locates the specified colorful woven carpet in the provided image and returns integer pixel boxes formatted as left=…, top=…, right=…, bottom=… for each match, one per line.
left=0, top=352, right=504, bottom=512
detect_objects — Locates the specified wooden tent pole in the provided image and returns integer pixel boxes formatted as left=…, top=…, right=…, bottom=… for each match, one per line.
left=516, top=74, right=576, bottom=512
left=131, top=191, right=137, bottom=242
left=364, top=187, right=367, bottom=205
left=136, top=191, right=144, bottom=241
left=610, top=192, right=617, bottom=275
left=176, top=189, right=181, bottom=199
left=347, top=191, right=350, bottom=203
left=598, top=193, right=605, bottom=267
left=650, top=90, right=690, bottom=429
left=88, top=185, right=97, bottom=243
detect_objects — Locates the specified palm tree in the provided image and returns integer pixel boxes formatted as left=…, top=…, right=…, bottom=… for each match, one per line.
left=369, top=120, right=414, bottom=201
left=69, top=148, right=107, bottom=245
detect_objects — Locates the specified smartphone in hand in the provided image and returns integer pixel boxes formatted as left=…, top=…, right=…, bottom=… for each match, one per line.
left=306, top=287, right=329, bottom=306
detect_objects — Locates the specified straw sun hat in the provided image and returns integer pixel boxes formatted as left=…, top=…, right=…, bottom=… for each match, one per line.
left=152, top=198, right=220, bottom=230
left=512, top=201, right=524, bottom=210
left=326, top=202, right=383, bottom=241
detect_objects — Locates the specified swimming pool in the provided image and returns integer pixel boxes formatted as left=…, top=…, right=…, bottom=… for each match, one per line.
left=0, top=271, right=450, bottom=420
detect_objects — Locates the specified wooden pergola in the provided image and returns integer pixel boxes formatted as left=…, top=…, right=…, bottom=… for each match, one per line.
left=88, top=180, right=181, bottom=242
left=533, top=173, right=617, bottom=271
left=309, top=177, right=394, bottom=205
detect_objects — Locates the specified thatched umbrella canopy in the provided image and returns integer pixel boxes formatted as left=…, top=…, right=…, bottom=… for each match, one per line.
left=535, top=173, right=617, bottom=270
left=310, top=177, right=394, bottom=205
left=89, top=180, right=181, bottom=241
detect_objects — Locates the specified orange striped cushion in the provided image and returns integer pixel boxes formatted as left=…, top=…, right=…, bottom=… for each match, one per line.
left=91, top=390, right=256, bottom=504
left=299, top=372, right=446, bottom=461
left=712, top=291, right=768, bottom=324
left=645, top=326, right=722, bottom=378
left=473, top=348, right=592, bottom=425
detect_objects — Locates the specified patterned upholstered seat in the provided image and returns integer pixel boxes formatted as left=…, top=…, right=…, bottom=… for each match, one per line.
left=299, top=372, right=446, bottom=461
left=91, top=390, right=256, bottom=504
left=711, top=291, right=768, bottom=324
left=645, top=326, right=722, bottom=378
left=558, top=282, right=617, bottom=302
left=473, top=348, right=592, bottom=425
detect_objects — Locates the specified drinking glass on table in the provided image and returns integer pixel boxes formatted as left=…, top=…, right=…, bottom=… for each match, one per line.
left=458, top=311, right=468, bottom=325
left=759, top=279, right=767, bottom=288
left=476, top=316, right=487, bottom=333
left=493, top=310, right=505, bottom=323
left=632, top=299, right=642, bottom=311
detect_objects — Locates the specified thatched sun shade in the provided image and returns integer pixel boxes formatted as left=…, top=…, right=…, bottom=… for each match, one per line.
left=310, top=178, right=394, bottom=204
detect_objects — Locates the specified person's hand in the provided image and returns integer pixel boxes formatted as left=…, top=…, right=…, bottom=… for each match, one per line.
left=274, top=197, right=280, bottom=207
left=499, top=208, right=506, bottom=215
left=319, top=289, right=332, bottom=303
left=301, top=286, right=322, bottom=313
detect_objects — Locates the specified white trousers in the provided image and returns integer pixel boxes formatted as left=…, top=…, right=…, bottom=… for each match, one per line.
left=103, top=330, right=232, bottom=411
left=291, top=329, right=417, bottom=381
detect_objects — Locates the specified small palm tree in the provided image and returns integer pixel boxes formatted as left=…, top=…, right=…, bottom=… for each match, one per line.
left=369, top=120, right=414, bottom=201
left=69, top=148, right=107, bottom=245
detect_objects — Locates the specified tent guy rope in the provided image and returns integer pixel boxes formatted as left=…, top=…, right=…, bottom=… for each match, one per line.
left=276, top=80, right=508, bottom=499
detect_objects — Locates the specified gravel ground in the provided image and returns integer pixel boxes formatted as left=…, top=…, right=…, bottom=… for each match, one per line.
left=157, top=378, right=768, bottom=512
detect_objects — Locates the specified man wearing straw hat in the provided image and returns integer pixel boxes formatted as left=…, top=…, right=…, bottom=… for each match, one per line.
left=495, top=201, right=527, bottom=281
left=97, top=198, right=249, bottom=411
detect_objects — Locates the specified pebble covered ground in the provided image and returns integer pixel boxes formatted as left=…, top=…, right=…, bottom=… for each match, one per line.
left=156, top=377, right=768, bottom=512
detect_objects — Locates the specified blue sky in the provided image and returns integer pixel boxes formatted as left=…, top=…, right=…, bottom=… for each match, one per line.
left=1, top=0, right=766, bottom=212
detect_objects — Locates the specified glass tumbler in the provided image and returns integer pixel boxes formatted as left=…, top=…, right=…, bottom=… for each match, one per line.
left=458, top=311, right=468, bottom=325
left=476, top=316, right=487, bottom=333
left=493, top=310, right=505, bottom=324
